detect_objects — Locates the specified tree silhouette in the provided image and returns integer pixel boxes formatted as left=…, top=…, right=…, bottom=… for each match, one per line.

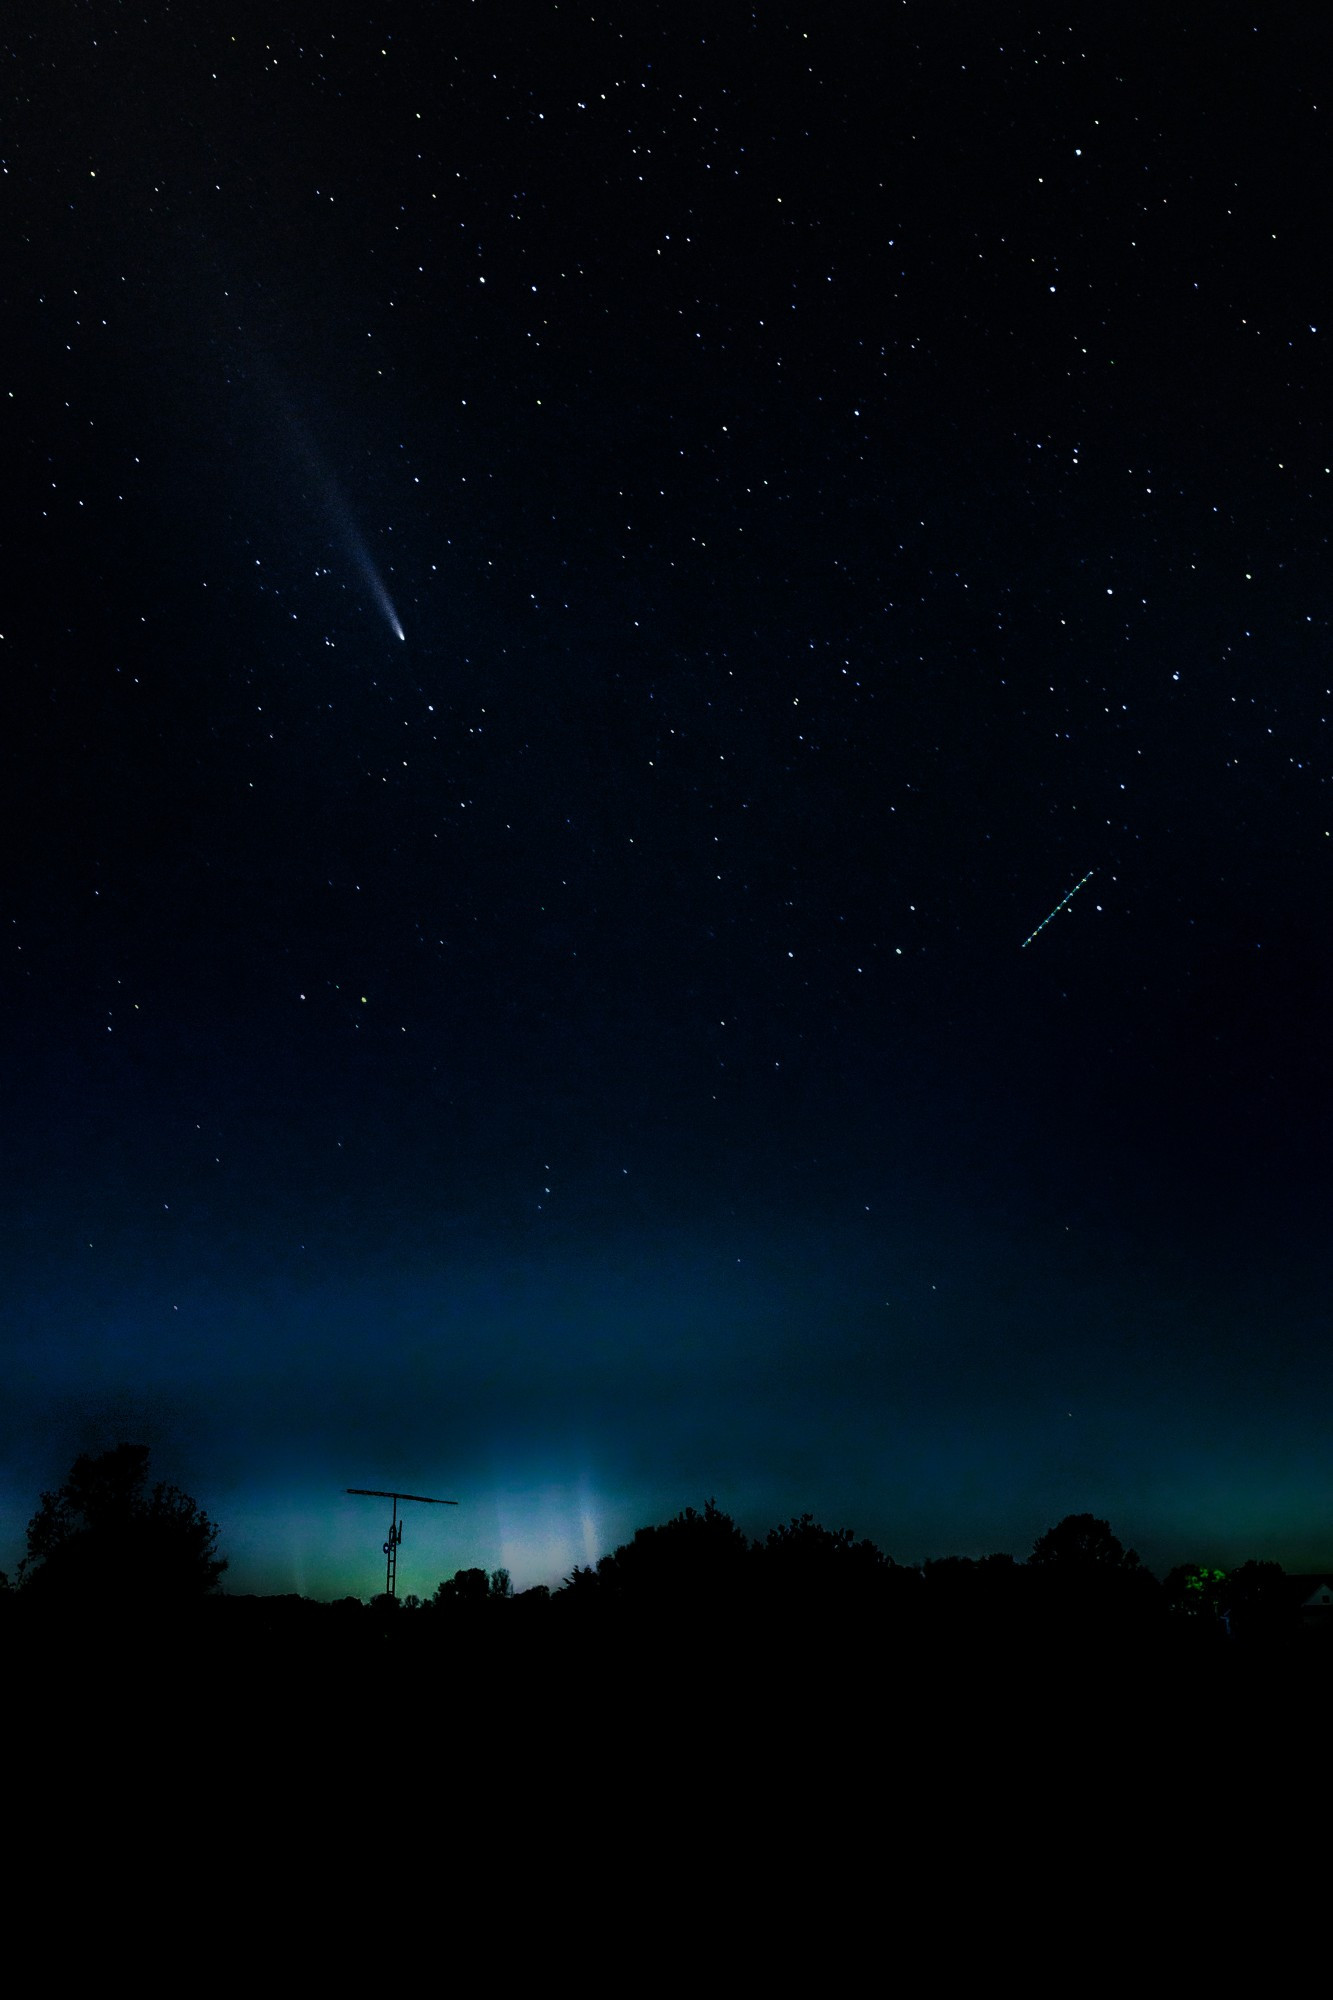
left=1162, top=1563, right=1228, bottom=1621
left=24, top=1443, right=227, bottom=1611
left=433, top=1566, right=490, bottom=1608
left=590, top=1500, right=755, bottom=1620
left=1029, top=1514, right=1142, bottom=1571
left=761, top=1514, right=892, bottom=1610
left=923, top=1553, right=1021, bottom=1633
left=1027, top=1513, right=1161, bottom=1642
left=1220, top=1559, right=1292, bottom=1643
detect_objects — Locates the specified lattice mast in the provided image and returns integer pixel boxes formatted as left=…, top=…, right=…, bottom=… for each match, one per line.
left=347, top=1488, right=458, bottom=1599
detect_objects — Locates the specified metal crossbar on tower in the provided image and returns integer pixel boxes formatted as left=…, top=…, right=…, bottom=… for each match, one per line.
left=347, top=1487, right=458, bottom=1599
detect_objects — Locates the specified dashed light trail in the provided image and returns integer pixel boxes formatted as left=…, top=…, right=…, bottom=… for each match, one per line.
left=1021, top=870, right=1095, bottom=949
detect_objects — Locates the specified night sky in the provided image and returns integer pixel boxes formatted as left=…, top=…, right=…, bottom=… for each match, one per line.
left=5, top=6, right=1331, bottom=1599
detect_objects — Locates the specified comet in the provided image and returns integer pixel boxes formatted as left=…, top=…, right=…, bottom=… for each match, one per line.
left=350, top=538, right=406, bottom=644
left=253, top=361, right=407, bottom=644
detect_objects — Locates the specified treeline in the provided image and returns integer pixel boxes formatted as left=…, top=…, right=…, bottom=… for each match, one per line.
left=363, top=1502, right=1306, bottom=1651
left=3, top=1449, right=1316, bottom=1657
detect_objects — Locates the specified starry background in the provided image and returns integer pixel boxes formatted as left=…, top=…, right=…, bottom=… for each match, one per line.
left=4, top=4, right=1331, bottom=1597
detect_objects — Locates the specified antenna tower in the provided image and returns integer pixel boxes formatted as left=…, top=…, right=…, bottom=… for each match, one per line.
left=347, top=1487, right=458, bottom=1599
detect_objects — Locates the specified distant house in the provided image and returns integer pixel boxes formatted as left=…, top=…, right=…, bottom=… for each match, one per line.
left=1289, top=1577, right=1333, bottom=1632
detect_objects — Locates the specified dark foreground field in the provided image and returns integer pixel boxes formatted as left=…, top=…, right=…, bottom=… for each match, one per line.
left=12, top=1591, right=1326, bottom=1798
left=9, top=1596, right=1322, bottom=1968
